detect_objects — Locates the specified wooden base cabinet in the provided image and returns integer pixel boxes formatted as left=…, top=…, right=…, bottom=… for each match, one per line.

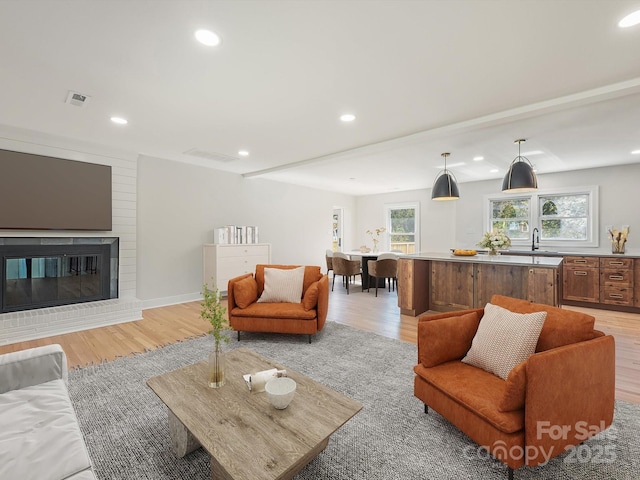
left=203, top=243, right=271, bottom=294
left=635, top=260, right=640, bottom=308
left=600, top=257, right=634, bottom=306
left=563, top=256, right=599, bottom=303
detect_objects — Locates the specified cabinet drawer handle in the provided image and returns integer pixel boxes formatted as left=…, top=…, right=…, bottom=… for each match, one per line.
left=608, top=275, right=624, bottom=281
left=573, top=271, right=588, bottom=276
left=573, top=259, right=587, bottom=264
left=608, top=294, right=624, bottom=299
left=608, top=261, right=624, bottom=266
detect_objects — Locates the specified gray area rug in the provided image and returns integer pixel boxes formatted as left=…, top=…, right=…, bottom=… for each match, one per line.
left=68, top=322, right=640, bottom=479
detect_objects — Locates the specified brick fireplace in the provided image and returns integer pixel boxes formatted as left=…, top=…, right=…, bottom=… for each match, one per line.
left=0, top=237, right=141, bottom=345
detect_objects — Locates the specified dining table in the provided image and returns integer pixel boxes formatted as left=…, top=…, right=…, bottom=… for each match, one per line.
left=346, top=251, right=396, bottom=290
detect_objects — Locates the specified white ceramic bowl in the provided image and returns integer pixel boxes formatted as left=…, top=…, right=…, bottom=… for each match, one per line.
left=265, top=377, right=296, bottom=409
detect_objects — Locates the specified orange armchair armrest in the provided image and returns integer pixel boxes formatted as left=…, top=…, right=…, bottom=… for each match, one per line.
left=524, top=335, right=615, bottom=466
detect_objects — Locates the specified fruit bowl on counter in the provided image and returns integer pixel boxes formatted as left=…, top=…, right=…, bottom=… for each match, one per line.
left=451, top=249, right=477, bottom=256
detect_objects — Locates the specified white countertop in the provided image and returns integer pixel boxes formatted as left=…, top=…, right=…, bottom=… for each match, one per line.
left=401, top=251, right=563, bottom=267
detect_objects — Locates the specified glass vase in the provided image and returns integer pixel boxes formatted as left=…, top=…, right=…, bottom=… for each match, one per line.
left=488, top=249, right=498, bottom=256
left=612, top=241, right=625, bottom=254
left=208, top=344, right=225, bottom=388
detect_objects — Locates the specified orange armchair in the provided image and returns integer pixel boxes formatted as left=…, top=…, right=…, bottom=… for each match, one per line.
left=227, top=265, right=329, bottom=343
left=413, top=295, right=615, bottom=479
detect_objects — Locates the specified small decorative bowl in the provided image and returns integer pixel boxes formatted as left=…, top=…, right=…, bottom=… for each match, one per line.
left=265, top=377, right=296, bottom=409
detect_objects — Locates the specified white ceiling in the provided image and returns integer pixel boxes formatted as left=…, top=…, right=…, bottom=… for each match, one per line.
left=1, top=0, right=640, bottom=196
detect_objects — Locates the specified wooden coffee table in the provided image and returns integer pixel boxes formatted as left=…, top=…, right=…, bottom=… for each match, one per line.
left=147, top=347, right=362, bottom=480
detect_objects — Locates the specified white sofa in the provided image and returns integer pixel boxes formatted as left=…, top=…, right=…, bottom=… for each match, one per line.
left=0, top=344, right=96, bottom=480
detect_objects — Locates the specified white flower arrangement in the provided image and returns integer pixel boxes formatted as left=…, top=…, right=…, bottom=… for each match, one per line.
left=477, top=230, right=511, bottom=252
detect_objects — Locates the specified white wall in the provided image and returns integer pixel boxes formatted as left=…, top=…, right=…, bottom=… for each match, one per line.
left=136, top=155, right=355, bottom=306
left=355, top=189, right=457, bottom=253
left=357, top=163, right=640, bottom=256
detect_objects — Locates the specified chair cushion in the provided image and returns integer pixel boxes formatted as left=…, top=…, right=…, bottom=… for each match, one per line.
left=462, top=303, right=546, bottom=380
left=231, top=302, right=317, bottom=320
left=258, top=266, right=305, bottom=303
left=419, top=312, right=480, bottom=367
left=0, top=379, right=93, bottom=480
left=234, top=275, right=258, bottom=308
left=302, top=280, right=320, bottom=311
left=414, top=361, right=524, bottom=434
left=490, top=294, right=597, bottom=352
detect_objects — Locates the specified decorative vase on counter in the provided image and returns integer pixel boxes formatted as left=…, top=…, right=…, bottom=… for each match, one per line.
left=488, top=249, right=498, bottom=256
left=612, top=242, right=626, bottom=254
left=208, top=344, right=225, bottom=388
left=372, top=239, right=379, bottom=253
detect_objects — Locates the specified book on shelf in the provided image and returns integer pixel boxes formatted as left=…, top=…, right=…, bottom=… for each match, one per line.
left=214, top=225, right=260, bottom=244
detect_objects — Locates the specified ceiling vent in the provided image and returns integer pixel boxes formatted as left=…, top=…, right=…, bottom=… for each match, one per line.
left=184, top=148, right=238, bottom=163
left=65, top=90, right=91, bottom=107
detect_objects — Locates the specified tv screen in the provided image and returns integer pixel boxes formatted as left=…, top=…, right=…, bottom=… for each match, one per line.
left=0, top=149, right=112, bottom=230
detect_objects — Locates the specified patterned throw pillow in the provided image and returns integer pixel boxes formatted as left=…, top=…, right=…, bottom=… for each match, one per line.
left=461, top=303, right=547, bottom=380
left=257, top=266, right=305, bottom=303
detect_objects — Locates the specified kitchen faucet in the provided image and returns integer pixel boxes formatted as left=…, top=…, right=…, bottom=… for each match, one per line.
left=531, top=227, right=539, bottom=251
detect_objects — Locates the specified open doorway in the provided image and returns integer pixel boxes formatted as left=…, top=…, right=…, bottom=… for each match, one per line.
left=332, top=208, right=343, bottom=252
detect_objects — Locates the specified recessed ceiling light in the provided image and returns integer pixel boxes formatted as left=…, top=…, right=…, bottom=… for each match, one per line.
left=340, top=114, right=356, bottom=122
left=473, top=156, right=484, bottom=161
left=195, top=29, right=222, bottom=46
left=619, top=10, right=640, bottom=28
left=238, top=150, right=250, bottom=157
left=631, top=149, right=640, bottom=155
left=110, top=116, right=128, bottom=125
left=489, top=168, right=499, bottom=173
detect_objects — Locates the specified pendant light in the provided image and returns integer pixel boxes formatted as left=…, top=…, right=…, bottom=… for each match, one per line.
left=431, top=152, right=460, bottom=201
left=502, top=139, right=538, bottom=192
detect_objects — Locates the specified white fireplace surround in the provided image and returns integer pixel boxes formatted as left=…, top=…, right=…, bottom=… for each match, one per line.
left=0, top=128, right=142, bottom=345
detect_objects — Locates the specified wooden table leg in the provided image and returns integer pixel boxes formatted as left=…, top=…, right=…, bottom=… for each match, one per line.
left=168, top=409, right=201, bottom=457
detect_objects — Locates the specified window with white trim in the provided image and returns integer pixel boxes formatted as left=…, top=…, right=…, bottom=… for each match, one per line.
left=484, top=186, right=598, bottom=248
left=385, top=202, right=419, bottom=254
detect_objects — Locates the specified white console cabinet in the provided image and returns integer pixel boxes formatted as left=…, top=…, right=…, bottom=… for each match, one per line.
left=203, top=243, right=271, bottom=293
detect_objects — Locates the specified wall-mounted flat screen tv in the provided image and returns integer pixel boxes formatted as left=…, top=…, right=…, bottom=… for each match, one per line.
left=0, top=149, right=112, bottom=230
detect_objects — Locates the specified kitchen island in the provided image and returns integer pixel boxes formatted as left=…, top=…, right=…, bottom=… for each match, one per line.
left=397, top=252, right=563, bottom=316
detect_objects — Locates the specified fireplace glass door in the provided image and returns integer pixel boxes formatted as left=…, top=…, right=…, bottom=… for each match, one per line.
left=4, top=254, right=103, bottom=312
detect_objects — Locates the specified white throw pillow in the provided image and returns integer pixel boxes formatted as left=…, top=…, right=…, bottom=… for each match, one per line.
left=461, top=302, right=547, bottom=380
left=257, top=267, right=305, bottom=303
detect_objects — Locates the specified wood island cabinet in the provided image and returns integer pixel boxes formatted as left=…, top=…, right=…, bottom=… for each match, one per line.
left=635, top=260, right=640, bottom=308
left=397, top=258, right=430, bottom=316
left=398, top=255, right=561, bottom=316
left=430, top=261, right=474, bottom=311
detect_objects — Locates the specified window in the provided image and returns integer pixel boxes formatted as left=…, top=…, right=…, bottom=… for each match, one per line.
left=386, top=203, right=419, bottom=254
left=484, top=186, right=598, bottom=248
left=490, top=198, right=531, bottom=241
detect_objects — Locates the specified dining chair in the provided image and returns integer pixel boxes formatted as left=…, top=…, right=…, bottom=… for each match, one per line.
left=325, top=249, right=334, bottom=276
left=331, top=255, right=363, bottom=294
left=367, top=258, right=398, bottom=297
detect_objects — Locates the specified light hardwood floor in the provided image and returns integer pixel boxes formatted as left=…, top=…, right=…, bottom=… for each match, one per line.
left=1, top=285, right=638, bottom=404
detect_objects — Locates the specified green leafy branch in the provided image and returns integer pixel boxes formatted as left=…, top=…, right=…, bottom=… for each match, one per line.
left=200, top=281, right=230, bottom=350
